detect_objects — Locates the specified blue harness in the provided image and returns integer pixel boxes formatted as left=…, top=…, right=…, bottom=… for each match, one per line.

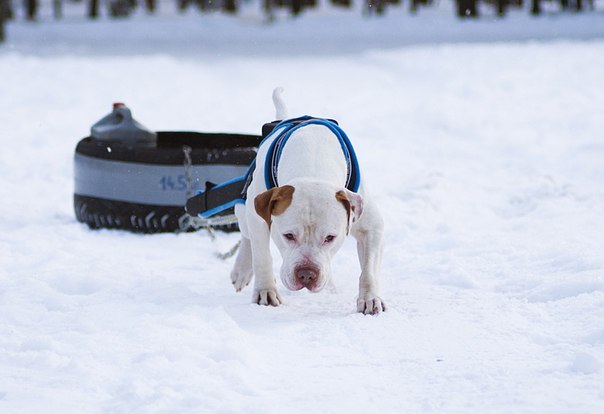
left=185, top=116, right=361, bottom=219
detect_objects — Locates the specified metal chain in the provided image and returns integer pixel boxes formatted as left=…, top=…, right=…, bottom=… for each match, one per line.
left=179, top=145, right=241, bottom=259
left=215, top=240, right=242, bottom=260
left=182, top=145, right=194, bottom=199
left=179, top=144, right=203, bottom=234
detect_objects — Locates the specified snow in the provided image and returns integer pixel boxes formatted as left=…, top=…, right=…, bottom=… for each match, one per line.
left=1, top=4, right=604, bottom=413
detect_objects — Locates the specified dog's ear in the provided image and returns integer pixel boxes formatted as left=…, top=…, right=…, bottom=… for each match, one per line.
left=336, top=189, right=364, bottom=234
left=254, top=185, right=295, bottom=228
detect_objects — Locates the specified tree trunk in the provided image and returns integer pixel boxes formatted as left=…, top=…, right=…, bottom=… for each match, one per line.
left=575, top=0, right=583, bottom=11
left=456, top=0, right=478, bottom=17
left=263, top=0, right=273, bottom=19
left=410, top=0, right=418, bottom=13
left=291, top=0, right=302, bottom=15
left=88, top=0, right=100, bottom=18
left=1, top=0, right=8, bottom=15
left=530, top=0, right=541, bottom=14
left=145, top=0, right=156, bottom=12
left=496, top=0, right=506, bottom=15
left=26, top=0, right=38, bottom=20
left=54, top=0, right=62, bottom=19
left=331, top=0, right=352, bottom=6
left=224, top=0, right=237, bottom=13
left=1, top=0, right=14, bottom=41
left=0, top=1, right=5, bottom=43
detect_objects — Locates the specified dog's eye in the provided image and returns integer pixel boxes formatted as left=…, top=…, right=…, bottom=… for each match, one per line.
left=283, top=233, right=296, bottom=242
left=324, top=235, right=336, bottom=244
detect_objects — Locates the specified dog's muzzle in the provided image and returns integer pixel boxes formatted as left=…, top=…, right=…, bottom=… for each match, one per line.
left=293, top=264, right=321, bottom=291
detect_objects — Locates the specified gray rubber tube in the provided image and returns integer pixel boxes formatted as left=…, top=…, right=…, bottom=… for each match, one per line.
left=74, top=153, right=249, bottom=207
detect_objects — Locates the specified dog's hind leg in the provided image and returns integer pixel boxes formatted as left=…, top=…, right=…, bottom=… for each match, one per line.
left=230, top=236, right=253, bottom=292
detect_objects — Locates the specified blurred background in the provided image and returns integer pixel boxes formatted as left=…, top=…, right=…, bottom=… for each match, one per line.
left=1, top=0, right=603, bottom=44
left=1, top=0, right=603, bottom=413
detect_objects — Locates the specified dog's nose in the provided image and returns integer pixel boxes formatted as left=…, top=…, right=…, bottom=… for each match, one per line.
left=295, top=266, right=319, bottom=288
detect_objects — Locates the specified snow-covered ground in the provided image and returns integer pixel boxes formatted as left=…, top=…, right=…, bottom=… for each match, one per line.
left=1, top=4, right=604, bottom=413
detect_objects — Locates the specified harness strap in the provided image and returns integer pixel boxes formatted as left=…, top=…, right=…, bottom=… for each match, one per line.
left=185, top=161, right=255, bottom=218
left=186, top=116, right=360, bottom=219
left=264, top=117, right=360, bottom=193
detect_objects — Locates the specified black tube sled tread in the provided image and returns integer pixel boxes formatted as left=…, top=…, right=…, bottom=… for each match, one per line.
left=74, top=195, right=238, bottom=233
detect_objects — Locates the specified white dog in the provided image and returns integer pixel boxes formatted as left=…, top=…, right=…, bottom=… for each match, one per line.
left=230, top=88, right=385, bottom=314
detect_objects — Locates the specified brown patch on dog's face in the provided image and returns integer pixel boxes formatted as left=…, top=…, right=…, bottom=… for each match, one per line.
left=254, top=185, right=295, bottom=228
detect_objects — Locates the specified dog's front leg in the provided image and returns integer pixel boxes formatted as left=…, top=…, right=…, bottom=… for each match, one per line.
left=354, top=228, right=386, bottom=314
left=230, top=236, right=253, bottom=292
left=248, top=217, right=283, bottom=307
left=352, top=205, right=386, bottom=315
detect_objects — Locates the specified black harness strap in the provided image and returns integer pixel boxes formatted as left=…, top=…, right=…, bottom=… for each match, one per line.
left=185, top=160, right=255, bottom=218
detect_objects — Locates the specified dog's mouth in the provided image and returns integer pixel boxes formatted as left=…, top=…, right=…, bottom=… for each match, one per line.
left=287, top=280, right=323, bottom=292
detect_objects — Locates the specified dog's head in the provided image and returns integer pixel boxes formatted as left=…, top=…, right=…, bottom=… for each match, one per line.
left=254, top=180, right=363, bottom=292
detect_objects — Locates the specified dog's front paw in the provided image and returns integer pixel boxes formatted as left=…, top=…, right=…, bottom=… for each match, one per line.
left=231, top=268, right=253, bottom=292
left=357, top=294, right=386, bottom=315
left=253, top=287, right=283, bottom=307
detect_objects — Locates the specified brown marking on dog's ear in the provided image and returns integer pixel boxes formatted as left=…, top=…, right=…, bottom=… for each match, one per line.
left=336, top=190, right=364, bottom=234
left=336, top=190, right=351, bottom=227
left=254, top=185, right=295, bottom=228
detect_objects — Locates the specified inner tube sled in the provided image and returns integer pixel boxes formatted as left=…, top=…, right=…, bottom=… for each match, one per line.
left=73, top=104, right=261, bottom=233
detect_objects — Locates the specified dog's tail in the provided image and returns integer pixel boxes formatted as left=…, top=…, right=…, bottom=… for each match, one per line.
left=272, top=87, right=288, bottom=120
